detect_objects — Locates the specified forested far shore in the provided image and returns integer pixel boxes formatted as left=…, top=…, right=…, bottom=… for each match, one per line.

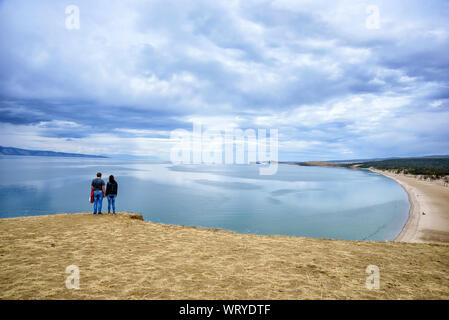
left=353, top=158, right=449, bottom=179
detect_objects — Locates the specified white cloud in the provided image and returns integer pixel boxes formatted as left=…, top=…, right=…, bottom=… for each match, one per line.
left=0, top=0, right=448, bottom=160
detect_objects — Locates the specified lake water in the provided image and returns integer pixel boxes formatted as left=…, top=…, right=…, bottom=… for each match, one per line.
left=0, top=156, right=410, bottom=241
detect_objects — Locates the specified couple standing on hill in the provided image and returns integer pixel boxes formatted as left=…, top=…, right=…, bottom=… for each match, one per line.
left=91, top=172, right=118, bottom=215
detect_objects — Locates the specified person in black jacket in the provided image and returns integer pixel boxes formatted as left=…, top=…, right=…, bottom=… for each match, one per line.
left=106, top=175, right=118, bottom=215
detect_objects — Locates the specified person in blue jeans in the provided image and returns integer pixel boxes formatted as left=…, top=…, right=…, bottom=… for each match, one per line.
left=91, top=172, right=105, bottom=215
left=106, top=175, right=118, bottom=215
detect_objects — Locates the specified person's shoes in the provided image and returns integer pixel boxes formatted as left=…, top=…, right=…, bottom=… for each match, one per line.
left=98, top=213, right=102, bottom=215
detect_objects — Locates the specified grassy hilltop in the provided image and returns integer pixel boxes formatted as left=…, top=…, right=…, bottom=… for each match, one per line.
left=1, top=213, right=448, bottom=299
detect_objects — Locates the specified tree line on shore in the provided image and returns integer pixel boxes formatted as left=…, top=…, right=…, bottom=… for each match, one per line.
left=354, top=158, right=449, bottom=179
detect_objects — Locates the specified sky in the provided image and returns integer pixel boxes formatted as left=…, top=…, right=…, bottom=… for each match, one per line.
left=0, top=0, right=448, bottom=161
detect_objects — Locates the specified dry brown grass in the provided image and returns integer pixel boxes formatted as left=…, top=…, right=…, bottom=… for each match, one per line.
left=0, top=213, right=448, bottom=299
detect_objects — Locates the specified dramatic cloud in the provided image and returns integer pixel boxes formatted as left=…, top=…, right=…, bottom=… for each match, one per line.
left=0, top=0, right=448, bottom=160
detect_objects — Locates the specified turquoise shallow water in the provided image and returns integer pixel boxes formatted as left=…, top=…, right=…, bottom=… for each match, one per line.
left=0, top=156, right=409, bottom=241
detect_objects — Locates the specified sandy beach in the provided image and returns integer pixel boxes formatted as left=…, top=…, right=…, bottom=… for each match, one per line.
left=1, top=212, right=448, bottom=299
left=370, top=169, right=449, bottom=243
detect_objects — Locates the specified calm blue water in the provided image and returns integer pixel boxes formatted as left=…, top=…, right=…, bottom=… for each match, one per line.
left=0, top=156, right=409, bottom=241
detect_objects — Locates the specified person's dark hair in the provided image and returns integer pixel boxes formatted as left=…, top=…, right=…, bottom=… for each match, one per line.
left=97, top=172, right=102, bottom=177
left=109, top=175, right=115, bottom=183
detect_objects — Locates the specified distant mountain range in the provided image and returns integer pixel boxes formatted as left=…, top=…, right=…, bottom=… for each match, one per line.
left=0, top=146, right=107, bottom=158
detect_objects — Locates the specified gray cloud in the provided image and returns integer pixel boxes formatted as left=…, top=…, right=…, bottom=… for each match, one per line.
left=0, top=0, right=448, bottom=159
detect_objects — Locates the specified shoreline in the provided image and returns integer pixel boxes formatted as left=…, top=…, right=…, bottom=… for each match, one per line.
left=369, top=168, right=449, bottom=243
left=2, top=165, right=447, bottom=245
